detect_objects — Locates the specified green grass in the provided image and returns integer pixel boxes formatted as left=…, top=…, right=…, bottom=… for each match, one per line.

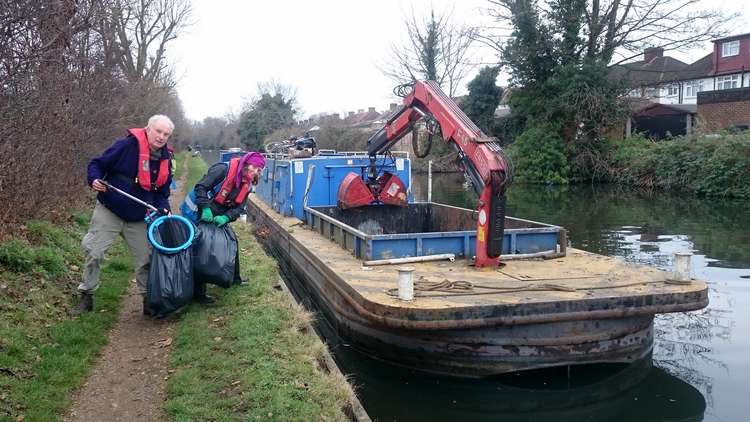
left=173, top=151, right=189, bottom=182
left=185, top=153, right=208, bottom=192
left=0, top=215, right=132, bottom=421
left=166, top=157, right=352, bottom=421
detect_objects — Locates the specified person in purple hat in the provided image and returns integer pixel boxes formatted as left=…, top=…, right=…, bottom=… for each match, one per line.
left=189, top=151, right=265, bottom=303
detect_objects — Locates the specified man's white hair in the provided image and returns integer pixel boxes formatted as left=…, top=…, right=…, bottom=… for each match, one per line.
left=147, top=114, right=174, bottom=131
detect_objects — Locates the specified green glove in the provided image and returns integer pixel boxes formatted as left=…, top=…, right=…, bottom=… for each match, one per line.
left=214, top=215, right=229, bottom=227
left=200, top=208, right=214, bottom=223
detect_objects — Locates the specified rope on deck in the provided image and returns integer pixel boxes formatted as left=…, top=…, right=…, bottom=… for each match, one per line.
left=385, top=278, right=676, bottom=298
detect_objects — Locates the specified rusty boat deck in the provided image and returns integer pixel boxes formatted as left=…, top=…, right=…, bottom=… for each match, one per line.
left=248, top=195, right=708, bottom=377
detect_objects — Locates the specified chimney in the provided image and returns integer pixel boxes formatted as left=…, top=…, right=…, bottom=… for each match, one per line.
left=389, top=103, right=398, bottom=111
left=358, top=109, right=364, bottom=114
left=644, top=47, right=664, bottom=62
left=348, top=111, right=355, bottom=117
left=368, top=107, right=376, bottom=113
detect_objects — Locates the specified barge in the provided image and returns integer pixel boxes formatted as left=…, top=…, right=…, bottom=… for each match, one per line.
left=247, top=152, right=709, bottom=377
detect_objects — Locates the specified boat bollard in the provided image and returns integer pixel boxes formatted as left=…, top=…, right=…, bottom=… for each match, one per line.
left=397, top=267, right=415, bottom=301
left=672, top=252, right=693, bottom=283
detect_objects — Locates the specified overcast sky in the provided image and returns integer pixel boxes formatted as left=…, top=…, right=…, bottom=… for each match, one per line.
left=169, top=0, right=748, bottom=122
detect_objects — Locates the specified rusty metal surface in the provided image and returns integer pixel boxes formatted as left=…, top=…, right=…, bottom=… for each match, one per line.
left=248, top=195, right=709, bottom=376
left=250, top=196, right=708, bottom=328
left=313, top=202, right=549, bottom=234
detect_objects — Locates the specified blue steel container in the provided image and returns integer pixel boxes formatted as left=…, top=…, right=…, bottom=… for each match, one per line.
left=219, top=148, right=245, bottom=163
left=255, top=153, right=412, bottom=220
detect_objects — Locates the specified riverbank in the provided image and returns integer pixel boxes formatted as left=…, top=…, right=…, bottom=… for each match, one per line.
left=0, top=152, right=356, bottom=421
left=415, top=130, right=750, bottom=199
left=606, top=131, right=750, bottom=198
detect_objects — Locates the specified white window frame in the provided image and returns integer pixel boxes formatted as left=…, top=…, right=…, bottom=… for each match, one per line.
left=716, top=74, right=740, bottom=90
left=685, top=80, right=704, bottom=97
left=722, top=40, right=740, bottom=57
left=644, top=87, right=658, bottom=98
left=667, top=84, right=679, bottom=96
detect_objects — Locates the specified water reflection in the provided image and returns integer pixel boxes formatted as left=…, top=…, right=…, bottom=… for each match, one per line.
left=320, top=321, right=706, bottom=422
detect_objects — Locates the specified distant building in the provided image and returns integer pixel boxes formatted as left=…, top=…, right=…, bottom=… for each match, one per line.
left=612, top=33, right=750, bottom=137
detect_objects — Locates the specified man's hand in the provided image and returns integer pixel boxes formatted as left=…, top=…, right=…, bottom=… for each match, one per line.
left=214, top=215, right=229, bottom=227
left=91, top=179, right=107, bottom=192
left=200, top=208, right=214, bottom=223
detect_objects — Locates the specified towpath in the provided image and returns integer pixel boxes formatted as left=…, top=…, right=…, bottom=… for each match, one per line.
left=63, top=163, right=188, bottom=422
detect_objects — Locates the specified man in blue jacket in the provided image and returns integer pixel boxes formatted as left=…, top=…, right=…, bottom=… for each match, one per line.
left=74, top=115, right=174, bottom=316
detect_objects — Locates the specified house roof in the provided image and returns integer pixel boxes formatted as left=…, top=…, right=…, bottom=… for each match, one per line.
left=678, top=53, right=714, bottom=80
left=612, top=56, right=688, bottom=86
left=712, top=32, right=750, bottom=42
left=627, top=98, right=696, bottom=115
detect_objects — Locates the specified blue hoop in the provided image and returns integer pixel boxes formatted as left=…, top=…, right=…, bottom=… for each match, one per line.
left=147, top=214, right=195, bottom=254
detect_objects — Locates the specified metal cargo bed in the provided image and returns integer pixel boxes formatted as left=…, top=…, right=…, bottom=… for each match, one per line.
left=304, top=202, right=566, bottom=261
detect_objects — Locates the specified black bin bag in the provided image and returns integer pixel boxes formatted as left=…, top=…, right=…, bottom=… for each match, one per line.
left=193, top=222, right=237, bottom=288
left=146, top=218, right=194, bottom=316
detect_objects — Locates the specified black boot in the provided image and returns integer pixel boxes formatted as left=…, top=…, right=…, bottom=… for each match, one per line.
left=193, top=281, right=215, bottom=305
left=143, top=296, right=156, bottom=316
left=73, top=292, right=94, bottom=315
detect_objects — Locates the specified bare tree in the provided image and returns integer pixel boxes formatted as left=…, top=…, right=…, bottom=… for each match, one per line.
left=478, top=0, right=730, bottom=66
left=0, top=0, right=190, bottom=231
left=103, top=0, right=192, bottom=83
left=383, top=7, right=476, bottom=96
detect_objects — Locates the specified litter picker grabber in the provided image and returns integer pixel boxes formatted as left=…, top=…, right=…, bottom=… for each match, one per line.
left=100, top=180, right=194, bottom=253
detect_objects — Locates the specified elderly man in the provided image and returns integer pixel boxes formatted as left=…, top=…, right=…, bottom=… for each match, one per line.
left=74, top=115, right=174, bottom=316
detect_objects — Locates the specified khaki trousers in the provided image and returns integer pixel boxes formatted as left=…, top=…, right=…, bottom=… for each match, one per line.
left=79, top=202, right=151, bottom=295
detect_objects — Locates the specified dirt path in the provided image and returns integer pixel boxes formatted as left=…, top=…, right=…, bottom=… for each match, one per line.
left=64, top=164, right=189, bottom=422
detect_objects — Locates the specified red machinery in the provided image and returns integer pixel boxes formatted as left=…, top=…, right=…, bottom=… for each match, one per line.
left=337, top=81, right=513, bottom=268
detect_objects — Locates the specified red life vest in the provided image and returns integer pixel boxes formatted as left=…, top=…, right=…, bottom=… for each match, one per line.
left=129, top=127, right=169, bottom=191
left=213, top=157, right=250, bottom=206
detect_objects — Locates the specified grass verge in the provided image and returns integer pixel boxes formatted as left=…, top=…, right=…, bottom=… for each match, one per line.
left=0, top=214, right=132, bottom=421
left=166, top=157, right=353, bottom=421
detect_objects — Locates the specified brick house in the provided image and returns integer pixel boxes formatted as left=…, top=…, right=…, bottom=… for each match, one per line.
left=613, top=33, right=750, bottom=137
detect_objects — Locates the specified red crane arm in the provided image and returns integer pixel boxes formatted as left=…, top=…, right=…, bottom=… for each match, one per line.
left=367, top=81, right=511, bottom=194
left=346, top=80, right=513, bottom=267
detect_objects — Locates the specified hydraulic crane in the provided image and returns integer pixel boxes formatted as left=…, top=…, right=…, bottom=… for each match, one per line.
left=337, top=80, right=513, bottom=268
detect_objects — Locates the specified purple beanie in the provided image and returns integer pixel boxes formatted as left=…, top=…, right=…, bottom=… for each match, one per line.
left=236, top=152, right=266, bottom=186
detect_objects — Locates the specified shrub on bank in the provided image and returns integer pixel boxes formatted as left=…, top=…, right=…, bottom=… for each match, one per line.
left=607, top=131, right=750, bottom=198
left=507, top=124, right=570, bottom=184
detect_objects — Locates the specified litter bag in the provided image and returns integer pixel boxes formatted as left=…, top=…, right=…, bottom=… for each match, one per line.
left=146, top=218, right=194, bottom=316
left=193, top=222, right=237, bottom=288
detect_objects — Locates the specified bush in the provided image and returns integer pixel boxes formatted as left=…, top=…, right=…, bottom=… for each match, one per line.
left=606, top=132, right=750, bottom=198
left=508, top=124, right=570, bottom=184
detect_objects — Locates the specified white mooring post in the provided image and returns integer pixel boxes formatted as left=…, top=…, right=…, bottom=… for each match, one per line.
left=427, top=160, right=433, bottom=203
left=673, top=252, right=693, bottom=282
left=397, top=267, right=415, bottom=301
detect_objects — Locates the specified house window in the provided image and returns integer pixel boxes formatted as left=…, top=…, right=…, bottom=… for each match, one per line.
left=717, top=74, right=740, bottom=90
left=685, top=80, right=704, bottom=97
left=722, top=40, right=740, bottom=57
left=667, top=85, right=679, bottom=96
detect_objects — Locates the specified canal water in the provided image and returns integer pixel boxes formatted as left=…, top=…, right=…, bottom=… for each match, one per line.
left=331, top=173, right=750, bottom=422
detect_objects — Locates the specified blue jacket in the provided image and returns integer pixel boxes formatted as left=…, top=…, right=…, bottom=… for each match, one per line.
left=87, top=134, right=172, bottom=222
